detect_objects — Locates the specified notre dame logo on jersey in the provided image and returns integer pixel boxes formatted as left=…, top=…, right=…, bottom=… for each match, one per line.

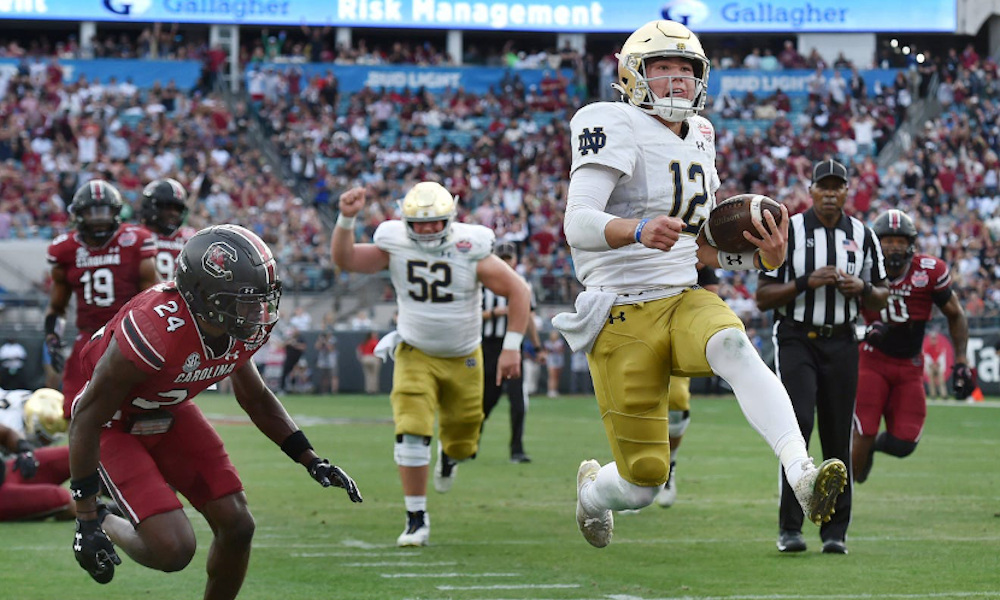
left=578, top=127, right=607, bottom=156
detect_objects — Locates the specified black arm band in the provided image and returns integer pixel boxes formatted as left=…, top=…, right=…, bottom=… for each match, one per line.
left=44, top=314, right=59, bottom=336
left=794, top=275, right=810, bottom=293
left=15, top=439, right=33, bottom=453
left=280, top=430, right=313, bottom=462
left=70, top=472, right=101, bottom=500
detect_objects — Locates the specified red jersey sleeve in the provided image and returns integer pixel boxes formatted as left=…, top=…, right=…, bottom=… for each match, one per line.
left=137, top=227, right=157, bottom=260
left=46, top=234, right=73, bottom=267
left=928, top=257, right=952, bottom=292
left=113, top=305, right=168, bottom=374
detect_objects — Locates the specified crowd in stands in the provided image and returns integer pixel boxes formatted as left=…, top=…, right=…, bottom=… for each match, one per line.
left=0, top=30, right=997, bottom=325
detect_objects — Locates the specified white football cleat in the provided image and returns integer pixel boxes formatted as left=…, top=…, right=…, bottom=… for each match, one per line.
left=575, top=459, right=613, bottom=548
left=654, top=462, right=677, bottom=508
left=396, top=511, right=430, bottom=547
left=433, top=442, right=457, bottom=494
left=793, top=458, right=848, bottom=526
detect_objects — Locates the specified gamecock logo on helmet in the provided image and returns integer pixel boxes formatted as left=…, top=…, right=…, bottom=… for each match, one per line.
left=203, top=242, right=238, bottom=281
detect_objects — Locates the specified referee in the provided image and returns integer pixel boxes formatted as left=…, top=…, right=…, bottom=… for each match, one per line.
left=481, top=242, right=541, bottom=464
left=756, top=159, right=889, bottom=555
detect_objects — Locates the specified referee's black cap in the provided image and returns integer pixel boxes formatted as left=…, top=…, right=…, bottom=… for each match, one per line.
left=494, top=241, right=517, bottom=258
left=812, top=159, right=849, bottom=184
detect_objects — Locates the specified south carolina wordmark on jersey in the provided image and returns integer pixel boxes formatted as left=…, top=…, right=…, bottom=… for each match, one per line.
left=374, top=220, right=494, bottom=357
left=80, top=282, right=270, bottom=426
left=569, top=101, right=720, bottom=291
left=46, top=224, right=156, bottom=333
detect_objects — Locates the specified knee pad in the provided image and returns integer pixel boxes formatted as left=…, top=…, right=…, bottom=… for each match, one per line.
left=606, top=411, right=670, bottom=486
left=877, top=432, right=918, bottom=458
left=393, top=434, right=431, bottom=467
left=669, top=410, right=691, bottom=439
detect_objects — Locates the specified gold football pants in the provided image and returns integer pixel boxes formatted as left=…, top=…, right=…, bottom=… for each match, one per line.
left=588, top=289, right=743, bottom=486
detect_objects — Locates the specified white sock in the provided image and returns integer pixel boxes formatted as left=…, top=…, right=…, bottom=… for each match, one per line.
left=581, top=462, right=658, bottom=513
left=404, top=495, right=427, bottom=513
left=705, top=328, right=812, bottom=488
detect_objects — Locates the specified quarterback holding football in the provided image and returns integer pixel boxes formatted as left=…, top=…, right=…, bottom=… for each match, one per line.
left=554, top=19, right=847, bottom=549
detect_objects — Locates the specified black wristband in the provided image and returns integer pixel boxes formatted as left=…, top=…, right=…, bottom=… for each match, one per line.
left=862, top=281, right=873, bottom=297
left=280, top=430, right=313, bottom=462
left=44, top=313, right=59, bottom=336
left=794, top=275, right=810, bottom=293
left=15, top=439, right=33, bottom=453
left=70, top=472, right=101, bottom=500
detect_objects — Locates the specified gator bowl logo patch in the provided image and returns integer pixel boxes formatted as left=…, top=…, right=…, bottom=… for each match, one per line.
left=911, top=270, right=929, bottom=288
left=118, top=231, right=137, bottom=247
left=456, top=240, right=472, bottom=253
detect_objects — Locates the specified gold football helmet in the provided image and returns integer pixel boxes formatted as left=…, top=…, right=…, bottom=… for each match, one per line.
left=23, top=388, right=67, bottom=445
left=612, top=20, right=711, bottom=122
left=401, top=181, right=457, bottom=246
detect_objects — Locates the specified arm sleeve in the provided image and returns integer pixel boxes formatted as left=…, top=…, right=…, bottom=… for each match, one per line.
left=563, top=164, right=621, bottom=252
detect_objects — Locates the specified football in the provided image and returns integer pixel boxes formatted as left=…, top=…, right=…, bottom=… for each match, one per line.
left=703, top=194, right=783, bottom=253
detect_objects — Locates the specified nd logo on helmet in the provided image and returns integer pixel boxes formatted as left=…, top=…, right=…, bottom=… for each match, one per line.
left=203, top=242, right=238, bottom=281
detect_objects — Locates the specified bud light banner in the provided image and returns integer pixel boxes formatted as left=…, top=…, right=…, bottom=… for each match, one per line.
left=708, top=68, right=901, bottom=98
left=0, top=0, right=956, bottom=32
left=248, top=63, right=576, bottom=96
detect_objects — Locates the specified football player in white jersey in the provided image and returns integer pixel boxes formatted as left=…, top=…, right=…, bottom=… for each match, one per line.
left=331, top=181, right=531, bottom=547
left=555, top=20, right=848, bottom=549
left=0, top=388, right=74, bottom=521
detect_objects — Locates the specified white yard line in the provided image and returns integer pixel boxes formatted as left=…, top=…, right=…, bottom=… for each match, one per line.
left=380, top=572, right=520, bottom=579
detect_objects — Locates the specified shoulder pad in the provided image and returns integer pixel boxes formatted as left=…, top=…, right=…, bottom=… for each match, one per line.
left=373, top=220, right=408, bottom=252
left=449, top=223, right=494, bottom=260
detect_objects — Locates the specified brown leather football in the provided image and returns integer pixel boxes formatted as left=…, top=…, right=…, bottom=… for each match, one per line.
left=704, top=194, right=783, bottom=253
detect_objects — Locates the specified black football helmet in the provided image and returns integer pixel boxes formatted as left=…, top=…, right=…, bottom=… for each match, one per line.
left=70, top=180, right=123, bottom=247
left=872, top=209, right=918, bottom=271
left=175, top=225, right=282, bottom=342
left=140, top=178, right=189, bottom=236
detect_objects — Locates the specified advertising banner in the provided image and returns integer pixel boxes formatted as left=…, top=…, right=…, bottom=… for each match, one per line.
left=0, top=58, right=202, bottom=89
left=0, top=0, right=956, bottom=32
left=248, top=62, right=574, bottom=95
left=708, top=68, right=902, bottom=98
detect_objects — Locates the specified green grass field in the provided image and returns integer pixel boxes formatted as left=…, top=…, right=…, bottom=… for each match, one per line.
left=3, top=393, right=999, bottom=600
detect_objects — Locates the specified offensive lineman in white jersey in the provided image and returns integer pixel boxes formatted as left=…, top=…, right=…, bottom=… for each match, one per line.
left=554, top=20, right=848, bottom=549
left=332, top=181, right=531, bottom=547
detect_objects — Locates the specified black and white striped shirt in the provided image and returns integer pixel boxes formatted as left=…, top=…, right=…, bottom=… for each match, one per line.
left=482, top=285, right=536, bottom=340
left=767, top=209, right=885, bottom=327
left=482, top=287, right=508, bottom=340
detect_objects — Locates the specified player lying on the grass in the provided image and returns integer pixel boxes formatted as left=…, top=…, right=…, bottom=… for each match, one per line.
left=0, top=388, right=73, bottom=521
left=853, top=209, right=972, bottom=483
left=68, top=225, right=362, bottom=598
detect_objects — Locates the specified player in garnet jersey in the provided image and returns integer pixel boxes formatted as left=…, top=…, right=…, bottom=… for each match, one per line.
left=139, top=178, right=197, bottom=281
left=66, top=225, right=362, bottom=594
left=852, top=209, right=971, bottom=483
left=44, top=180, right=160, bottom=418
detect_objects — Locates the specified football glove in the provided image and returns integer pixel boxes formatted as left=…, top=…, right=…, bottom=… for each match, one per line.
left=13, top=442, right=38, bottom=480
left=46, top=334, right=65, bottom=374
left=863, top=321, right=888, bottom=345
left=951, top=363, right=976, bottom=400
left=73, top=517, right=121, bottom=584
left=308, top=458, right=363, bottom=503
